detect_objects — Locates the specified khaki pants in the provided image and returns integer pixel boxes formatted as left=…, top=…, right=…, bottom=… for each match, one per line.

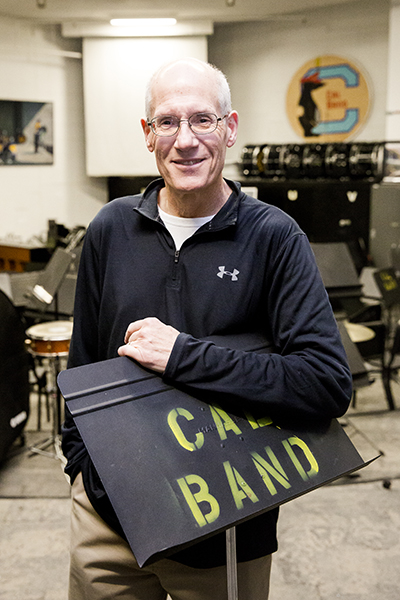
left=69, top=473, right=272, bottom=600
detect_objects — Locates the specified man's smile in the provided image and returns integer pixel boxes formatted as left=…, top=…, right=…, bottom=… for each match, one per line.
left=172, top=158, right=205, bottom=167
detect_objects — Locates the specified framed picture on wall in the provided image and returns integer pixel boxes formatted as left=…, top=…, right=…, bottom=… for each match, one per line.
left=0, top=100, right=53, bottom=165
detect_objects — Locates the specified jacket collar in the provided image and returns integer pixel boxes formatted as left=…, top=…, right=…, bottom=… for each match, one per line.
left=133, top=178, right=242, bottom=231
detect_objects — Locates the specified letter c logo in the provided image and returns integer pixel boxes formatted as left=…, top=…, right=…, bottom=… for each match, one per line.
left=167, top=408, right=205, bottom=452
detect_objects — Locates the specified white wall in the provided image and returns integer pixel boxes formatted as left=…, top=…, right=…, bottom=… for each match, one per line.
left=83, top=36, right=208, bottom=177
left=386, top=3, right=400, bottom=140
left=209, top=0, right=390, bottom=165
left=0, top=17, right=107, bottom=244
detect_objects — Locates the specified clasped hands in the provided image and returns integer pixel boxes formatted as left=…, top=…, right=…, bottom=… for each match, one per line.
left=118, top=317, right=180, bottom=373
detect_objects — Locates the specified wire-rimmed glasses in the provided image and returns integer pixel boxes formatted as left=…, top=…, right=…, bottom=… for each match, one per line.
left=147, top=112, right=228, bottom=137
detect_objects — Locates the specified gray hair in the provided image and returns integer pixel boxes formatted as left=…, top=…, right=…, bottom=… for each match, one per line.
left=145, top=58, right=232, bottom=120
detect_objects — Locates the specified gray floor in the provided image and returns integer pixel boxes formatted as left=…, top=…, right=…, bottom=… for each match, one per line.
left=0, top=376, right=399, bottom=600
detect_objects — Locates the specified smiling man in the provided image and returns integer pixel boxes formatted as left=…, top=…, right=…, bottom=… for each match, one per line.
left=62, top=58, right=352, bottom=600
left=141, top=59, right=238, bottom=218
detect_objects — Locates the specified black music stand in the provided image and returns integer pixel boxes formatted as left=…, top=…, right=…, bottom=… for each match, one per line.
left=310, top=242, right=363, bottom=314
left=226, top=527, right=238, bottom=600
left=24, top=247, right=75, bottom=316
left=337, top=320, right=370, bottom=390
left=58, top=352, right=371, bottom=573
left=373, top=267, right=400, bottom=309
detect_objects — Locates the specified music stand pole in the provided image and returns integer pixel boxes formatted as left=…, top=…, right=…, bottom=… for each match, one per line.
left=226, top=527, right=238, bottom=600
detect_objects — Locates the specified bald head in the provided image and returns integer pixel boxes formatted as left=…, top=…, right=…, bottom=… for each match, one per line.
left=145, top=58, right=232, bottom=120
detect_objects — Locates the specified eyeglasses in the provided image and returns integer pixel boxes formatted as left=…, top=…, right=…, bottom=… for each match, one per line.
left=147, top=112, right=228, bottom=137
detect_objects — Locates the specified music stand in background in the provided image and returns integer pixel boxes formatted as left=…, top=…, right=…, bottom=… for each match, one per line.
left=373, top=267, right=400, bottom=310
left=337, top=320, right=370, bottom=391
left=311, top=242, right=362, bottom=293
left=24, top=226, right=85, bottom=316
left=24, top=247, right=74, bottom=315
left=310, top=242, right=363, bottom=316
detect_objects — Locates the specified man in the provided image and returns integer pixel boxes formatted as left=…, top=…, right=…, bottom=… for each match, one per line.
left=62, top=58, right=352, bottom=600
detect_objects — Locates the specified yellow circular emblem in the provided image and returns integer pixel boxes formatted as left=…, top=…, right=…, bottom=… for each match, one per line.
left=286, top=55, right=371, bottom=142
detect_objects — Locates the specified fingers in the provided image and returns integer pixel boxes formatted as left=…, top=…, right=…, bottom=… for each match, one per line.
left=118, top=317, right=180, bottom=373
left=117, top=341, right=145, bottom=366
left=124, top=319, right=145, bottom=344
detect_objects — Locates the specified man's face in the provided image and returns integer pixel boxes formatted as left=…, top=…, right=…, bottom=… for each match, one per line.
left=142, top=64, right=238, bottom=197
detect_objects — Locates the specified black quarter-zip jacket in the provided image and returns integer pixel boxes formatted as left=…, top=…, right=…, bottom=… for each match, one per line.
left=62, top=178, right=352, bottom=568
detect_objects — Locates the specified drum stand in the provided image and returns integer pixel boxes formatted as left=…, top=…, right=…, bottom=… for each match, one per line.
left=28, top=353, right=65, bottom=460
left=26, top=319, right=73, bottom=461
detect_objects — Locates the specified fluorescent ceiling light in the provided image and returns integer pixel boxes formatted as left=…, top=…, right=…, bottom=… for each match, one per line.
left=110, top=18, right=177, bottom=27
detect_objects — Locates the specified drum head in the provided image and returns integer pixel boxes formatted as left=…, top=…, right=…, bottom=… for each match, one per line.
left=26, top=320, right=73, bottom=357
left=26, top=320, right=73, bottom=341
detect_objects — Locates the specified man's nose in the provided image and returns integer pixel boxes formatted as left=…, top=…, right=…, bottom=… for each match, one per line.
left=174, top=121, right=199, bottom=149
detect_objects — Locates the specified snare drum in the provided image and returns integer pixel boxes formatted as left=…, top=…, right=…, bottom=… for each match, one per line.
left=26, top=320, right=73, bottom=357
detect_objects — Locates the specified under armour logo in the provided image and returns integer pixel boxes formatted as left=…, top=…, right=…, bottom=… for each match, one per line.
left=217, top=266, right=239, bottom=281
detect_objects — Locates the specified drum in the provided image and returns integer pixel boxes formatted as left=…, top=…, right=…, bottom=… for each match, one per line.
left=240, top=144, right=259, bottom=177
left=325, top=143, right=350, bottom=179
left=348, top=142, right=385, bottom=180
left=280, top=144, right=304, bottom=179
left=26, top=320, right=73, bottom=357
left=383, top=142, right=400, bottom=179
left=259, top=145, right=284, bottom=178
left=302, top=143, right=327, bottom=178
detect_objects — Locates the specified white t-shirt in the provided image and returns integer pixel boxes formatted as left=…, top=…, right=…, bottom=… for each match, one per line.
left=158, top=206, right=215, bottom=251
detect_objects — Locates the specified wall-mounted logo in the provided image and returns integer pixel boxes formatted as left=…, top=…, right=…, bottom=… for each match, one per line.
left=286, top=55, right=371, bottom=142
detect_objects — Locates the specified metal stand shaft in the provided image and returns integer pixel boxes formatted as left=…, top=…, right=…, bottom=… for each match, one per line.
left=226, top=527, right=238, bottom=600
left=28, top=355, right=63, bottom=460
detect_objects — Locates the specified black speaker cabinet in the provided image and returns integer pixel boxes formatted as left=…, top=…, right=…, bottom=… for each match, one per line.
left=250, top=180, right=371, bottom=266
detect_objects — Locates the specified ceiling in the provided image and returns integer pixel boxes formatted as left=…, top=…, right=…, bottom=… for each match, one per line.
left=0, top=0, right=363, bottom=26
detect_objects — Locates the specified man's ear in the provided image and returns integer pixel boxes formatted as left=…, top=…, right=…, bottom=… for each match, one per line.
left=226, top=111, right=239, bottom=149
left=141, top=118, right=155, bottom=152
